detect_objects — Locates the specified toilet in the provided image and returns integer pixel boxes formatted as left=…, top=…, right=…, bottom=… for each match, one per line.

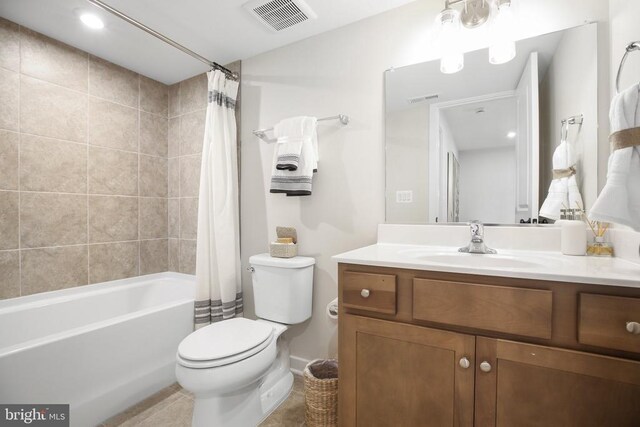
left=175, top=253, right=315, bottom=427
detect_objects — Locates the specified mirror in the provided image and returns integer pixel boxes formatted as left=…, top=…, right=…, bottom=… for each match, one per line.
left=385, top=23, right=598, bottom=224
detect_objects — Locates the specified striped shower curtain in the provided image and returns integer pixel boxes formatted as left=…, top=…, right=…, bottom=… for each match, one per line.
left=194, top=70, right=242, bottom=328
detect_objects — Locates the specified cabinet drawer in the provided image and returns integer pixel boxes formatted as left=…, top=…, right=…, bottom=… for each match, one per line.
left=579, top=293, right=640, bottom=353
left=342, top=271, right=396, bottom=314
left=413, top=279, right=553, bottom=339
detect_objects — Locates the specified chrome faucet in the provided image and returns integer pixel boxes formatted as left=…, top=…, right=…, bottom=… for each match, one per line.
left=459, top=221, right=497, bottom=254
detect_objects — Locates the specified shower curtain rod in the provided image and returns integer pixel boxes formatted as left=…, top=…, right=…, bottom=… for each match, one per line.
left=85, top=0, right=239, bottom=81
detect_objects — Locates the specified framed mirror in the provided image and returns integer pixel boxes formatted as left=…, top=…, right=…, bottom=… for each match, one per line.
left=385, top=23, right=598, bottom=225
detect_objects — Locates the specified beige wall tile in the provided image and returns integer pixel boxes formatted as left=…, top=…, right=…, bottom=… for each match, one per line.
left=20, top=192, right=87, bottom=248
left=168, top=238, right=179, bottom=272
left=20, top=135, right=87, bottom=193
left=139, top=198, right=167, bottom=239
left=88, top=146, right=137, bottom=196
left=89, top=241, right=138, bottom=283
left=0, top=130, right=19, bottom=190
left=20, top=75, right=87, bottom=142
left=89, top=56, right=138, bottom=108
left=21, top=246, right=88, bottom=295
left=140, top=155, right=168, bottom=197
left=168, top=198, right=179, bottom=238
left=0, top=250, right=20, bottom=299
left=140, top=76, right=168, bottom=116
left=168, top=83, right=180, bottom=118
left=179, top=155, right=201, bottom=198
left=88, top=195, right=138, bottom=243
left=180, top=73, right=207, bottom=114
left=0, top=191, right=19, bottom=250
left=168, top=117, right=180, bottom=158
left=140, top=112, right=168, bottom=157
left=140, top=239, right=168, bottom=275
left=180, top=109, right=205, bottom=156
left=20, top=27, right=88, bottom=92
left=168, top=158, right=179, bottom=197
left=88, top=97, right=138, bottom=152
left=0, top=18, right=20, bottom=72
left=179, top=239, right=196, bottom=274
left=0, top=68, right=19, bottom=132
left=180, top=197, right=198, bottom=239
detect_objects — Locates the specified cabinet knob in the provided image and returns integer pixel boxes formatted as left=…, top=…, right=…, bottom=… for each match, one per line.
left=480, top=361, right=492, bottom=373
left=360, top=289, right=370, bottom=298
left=459, top=357, right=470, bottom=369
left=626, top=321, right=640, bottom=335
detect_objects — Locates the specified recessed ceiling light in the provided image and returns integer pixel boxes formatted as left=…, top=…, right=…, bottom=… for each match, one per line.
left=507, top=131, right=517, bottom=138
left=80, top=13, right=104, bottom=30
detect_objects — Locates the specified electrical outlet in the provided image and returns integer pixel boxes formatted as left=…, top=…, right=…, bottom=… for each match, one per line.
left=396, top=190, right=413, bottom=203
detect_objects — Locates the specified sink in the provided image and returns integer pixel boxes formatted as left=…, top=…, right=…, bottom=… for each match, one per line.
left=398, top=249, right=553, bottom=269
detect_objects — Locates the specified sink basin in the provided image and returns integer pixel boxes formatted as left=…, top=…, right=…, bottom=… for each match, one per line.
left=398, top=249, right=553, bottom=270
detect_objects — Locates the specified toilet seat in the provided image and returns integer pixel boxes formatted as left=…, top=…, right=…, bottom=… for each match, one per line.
left=177, top=318, right=274, bottom=369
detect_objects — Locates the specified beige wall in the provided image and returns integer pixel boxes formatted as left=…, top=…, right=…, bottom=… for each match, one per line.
left=240, top=0, right=610, bottom=364
left=0, top=18, right=169, bottom=298
left=166, top=61, right=241, bottom=275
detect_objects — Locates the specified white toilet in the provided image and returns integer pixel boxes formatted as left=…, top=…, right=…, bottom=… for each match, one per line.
left=175, top=253, right=315, bottom=427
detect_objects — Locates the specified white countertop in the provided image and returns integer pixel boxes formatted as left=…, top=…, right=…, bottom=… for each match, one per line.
left=333, top=243, right=640, bottom=288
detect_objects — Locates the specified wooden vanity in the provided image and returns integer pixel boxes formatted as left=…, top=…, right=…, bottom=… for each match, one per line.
left=337, top=263, right=640, bottom=426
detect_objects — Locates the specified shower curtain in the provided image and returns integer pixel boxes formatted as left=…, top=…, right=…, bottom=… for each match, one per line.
left=194, top=70, right=242, bottom=328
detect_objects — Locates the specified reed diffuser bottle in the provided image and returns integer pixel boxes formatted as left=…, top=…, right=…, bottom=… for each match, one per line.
left=586, top=221, right=614, bottom=257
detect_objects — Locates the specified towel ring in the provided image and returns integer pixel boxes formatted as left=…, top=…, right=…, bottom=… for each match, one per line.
left=616, top=41, right=640, bottom=94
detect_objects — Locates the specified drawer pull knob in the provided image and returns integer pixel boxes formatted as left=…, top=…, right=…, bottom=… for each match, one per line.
left=626, top=321, right=640, bottom=335
left=360, top=289, right=370, bottom=298
left=459, top=357, right=470, bottom=369
left=480, top=361, right=492, bottom=373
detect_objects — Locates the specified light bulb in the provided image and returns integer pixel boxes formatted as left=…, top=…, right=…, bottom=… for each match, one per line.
left=80, top=13, right=104, bottom=30
left=437, top=8, right=464, bottom=74
left=489, top=1, right=516, bottom=65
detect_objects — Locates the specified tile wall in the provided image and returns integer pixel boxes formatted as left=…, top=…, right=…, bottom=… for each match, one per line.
left=0, top=18, right=170, bottom=298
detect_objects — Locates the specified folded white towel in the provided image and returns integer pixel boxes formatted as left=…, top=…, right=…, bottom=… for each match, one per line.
left=270, top=117, right=318, bottom=196
left=273, top=117, right=317, bottom=171
left=590, top=84, right=640, bottom=230
left=540, top=141, right=584, bottom=220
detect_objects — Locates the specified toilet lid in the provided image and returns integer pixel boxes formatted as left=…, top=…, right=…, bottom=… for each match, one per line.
left=178, top=318, right=274, bottom=362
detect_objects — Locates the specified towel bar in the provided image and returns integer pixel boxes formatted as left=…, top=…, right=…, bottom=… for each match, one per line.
left=253, top=114, right=350, bottom=143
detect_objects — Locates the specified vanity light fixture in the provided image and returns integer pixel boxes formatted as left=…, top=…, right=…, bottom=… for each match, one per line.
left=436, top=0, right=516, bottom=74
left=507, top=131, right=517, bottom=138
left=79, top=13, right=104, bottom=29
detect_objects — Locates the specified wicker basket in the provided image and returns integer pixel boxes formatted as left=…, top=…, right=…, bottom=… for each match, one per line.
left=304, top=359, right=339, bottom=427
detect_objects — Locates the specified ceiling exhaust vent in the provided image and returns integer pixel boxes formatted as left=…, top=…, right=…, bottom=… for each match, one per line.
left=243, top=0, right=317, bottom=32
left=407, top=94, right=439, bottom=104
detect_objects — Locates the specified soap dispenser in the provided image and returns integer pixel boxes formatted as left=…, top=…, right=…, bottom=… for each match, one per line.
left=560, top=209, right=587, bottom=256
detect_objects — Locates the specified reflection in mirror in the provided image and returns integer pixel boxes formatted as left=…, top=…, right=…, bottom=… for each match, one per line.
left=385, top=23, right=598, bottom=225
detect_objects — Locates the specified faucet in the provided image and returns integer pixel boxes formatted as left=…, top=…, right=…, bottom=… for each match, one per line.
left=459, top=221, right=497, bottom=254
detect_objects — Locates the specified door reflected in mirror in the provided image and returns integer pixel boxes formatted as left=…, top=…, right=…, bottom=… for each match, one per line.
left=385, top=23, right=598, bottom=225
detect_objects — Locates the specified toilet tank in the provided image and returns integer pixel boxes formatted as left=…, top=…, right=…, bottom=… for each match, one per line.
left=249, top=253, right=315, bottom=324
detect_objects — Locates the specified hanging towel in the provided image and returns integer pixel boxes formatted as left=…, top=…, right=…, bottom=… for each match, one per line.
left=590, top=84, right=640, bottom=230
left=273, top=117, right=317, bottom=171
left=270, top=117, right=318, bottom=196
left=539, top=140, right=584, bottom=220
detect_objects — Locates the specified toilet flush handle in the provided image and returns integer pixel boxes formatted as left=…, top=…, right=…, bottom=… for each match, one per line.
left=247, top=267, right=255, bottom=273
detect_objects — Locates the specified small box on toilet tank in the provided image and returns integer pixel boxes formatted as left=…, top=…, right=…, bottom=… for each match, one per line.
left=249, top=253, right=315, bottom=324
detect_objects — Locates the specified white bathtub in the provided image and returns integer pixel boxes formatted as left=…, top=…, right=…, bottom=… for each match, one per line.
left=0, top=272, right=195, bottom=427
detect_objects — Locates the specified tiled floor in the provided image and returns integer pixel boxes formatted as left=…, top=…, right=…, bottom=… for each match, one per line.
left=100, top=375, right=305, bottom=427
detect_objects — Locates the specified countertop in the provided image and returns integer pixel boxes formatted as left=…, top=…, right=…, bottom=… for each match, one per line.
left=333, top=243, right=640, bottom=288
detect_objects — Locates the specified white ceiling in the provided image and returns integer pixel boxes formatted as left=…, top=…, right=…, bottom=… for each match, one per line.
left=441, top=96, right=518, bottom=151
left=0, top=0, right=417, bottom=84
left=385, top=28, right=564, bottom=112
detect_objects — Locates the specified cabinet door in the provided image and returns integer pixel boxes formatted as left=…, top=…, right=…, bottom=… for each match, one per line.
left=475, top=337, right=640, bottom=427
left=339, top=314, right=475, bottom=427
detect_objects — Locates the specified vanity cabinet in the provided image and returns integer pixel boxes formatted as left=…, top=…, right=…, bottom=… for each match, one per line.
left=338, top=264, right=640, bottom=427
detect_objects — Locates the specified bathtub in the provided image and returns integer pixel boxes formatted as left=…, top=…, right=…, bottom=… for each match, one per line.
left=0, top=272, right=195, bottom=427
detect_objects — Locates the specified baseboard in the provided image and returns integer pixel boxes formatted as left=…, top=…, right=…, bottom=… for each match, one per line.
left=289, top=355, right=311, bottom=375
